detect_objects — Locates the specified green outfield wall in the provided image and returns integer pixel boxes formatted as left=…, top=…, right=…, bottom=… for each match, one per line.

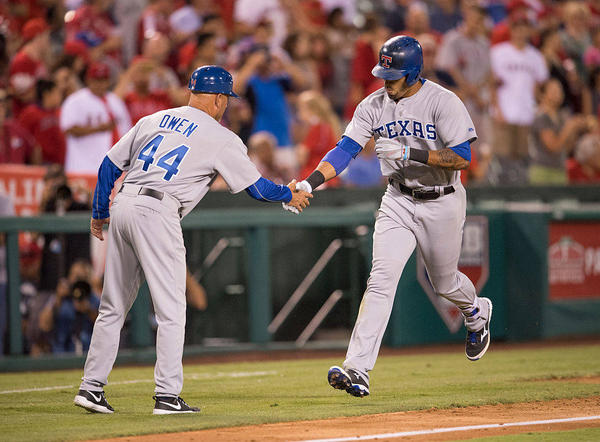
left=0, top=186, right=599, bottom=371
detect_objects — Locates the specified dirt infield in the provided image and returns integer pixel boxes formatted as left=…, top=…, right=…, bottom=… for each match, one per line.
left=100, top=396, right=600, bottom=441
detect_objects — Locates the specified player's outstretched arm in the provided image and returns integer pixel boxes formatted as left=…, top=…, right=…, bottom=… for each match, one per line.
left=293, top=136, right=363, bottom=195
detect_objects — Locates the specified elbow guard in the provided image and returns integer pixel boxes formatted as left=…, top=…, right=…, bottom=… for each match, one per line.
left=449, top=140, right=471, bottom=161
left=321, top=136, right=362, bottom=175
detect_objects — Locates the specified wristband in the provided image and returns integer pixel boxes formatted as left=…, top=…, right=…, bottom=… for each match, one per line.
left=409, top=148, right=429, bottom=164
left=305, top=170, right=325, bottom=191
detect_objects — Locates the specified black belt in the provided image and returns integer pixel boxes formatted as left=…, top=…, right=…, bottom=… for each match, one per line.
left=120, top=185, right=164, bottom=200
left=390, top=179, right=455, bottom=200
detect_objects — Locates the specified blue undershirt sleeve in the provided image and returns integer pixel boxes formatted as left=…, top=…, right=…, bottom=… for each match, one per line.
left=449, top=140, right=471, bottom=161
left=92, top=156, right=123, bottom=219
left=321, top=136, right=363, bottom=175
left=245, top=177, right=292, bottom=203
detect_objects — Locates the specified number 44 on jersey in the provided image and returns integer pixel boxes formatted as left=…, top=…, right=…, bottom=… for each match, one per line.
left=137, top=135, right=190, bottom=181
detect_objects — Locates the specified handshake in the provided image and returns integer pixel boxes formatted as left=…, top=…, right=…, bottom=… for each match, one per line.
left=282, top=179, right=313, bottom=215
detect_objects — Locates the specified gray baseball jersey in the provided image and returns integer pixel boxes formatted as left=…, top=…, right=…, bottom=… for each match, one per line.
left=344, top=80, right=477, bottom=187
left=80, top=105, right=261, bottom=398
left=340, top=80, right=490, bottom=377
left=107, top=105, right=261, bottom=217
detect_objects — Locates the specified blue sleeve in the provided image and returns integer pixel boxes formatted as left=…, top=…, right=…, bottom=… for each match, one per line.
left=92, top=156, right=123, bottom=219
left=245, top=177, right=292, bottom=203
left=449, top=140, right=471, bottom=161
left=322, top=136, right=363, bottom=175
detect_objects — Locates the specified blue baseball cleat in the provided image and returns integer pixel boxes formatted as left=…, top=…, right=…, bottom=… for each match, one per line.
left=465, top=297, right=493, bottom=361
left=328, top=366, right=370, bottom=397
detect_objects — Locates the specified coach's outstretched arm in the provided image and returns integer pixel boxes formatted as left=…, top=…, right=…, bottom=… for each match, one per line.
left=246, top=177, right=313, bottom=212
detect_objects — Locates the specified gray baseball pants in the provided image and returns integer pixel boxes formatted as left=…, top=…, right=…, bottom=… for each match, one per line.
left=80, top=185, right=186, bottom=396
left=344, top=183, right=487, bottom=373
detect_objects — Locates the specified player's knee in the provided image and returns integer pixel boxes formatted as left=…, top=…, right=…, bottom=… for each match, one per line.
left=366, top=265, right=402, bottom=295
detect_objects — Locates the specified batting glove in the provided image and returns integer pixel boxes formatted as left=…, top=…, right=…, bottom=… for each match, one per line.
left=376, top=144, right=410, bottom=162
left=295, top=180, right=312, bottom=193
left=282, top=180, right=312, bottom=215
left=282, top=202, right=299, bottom=214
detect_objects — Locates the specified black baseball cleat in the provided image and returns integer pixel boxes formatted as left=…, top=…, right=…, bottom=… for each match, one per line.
left=74, top=389, right=114, bottom=414
left=328, top=366, right=370, bottom=398
left=152, top=395, right=201, bottom=415
left=465, top=297, right=493, bottom=361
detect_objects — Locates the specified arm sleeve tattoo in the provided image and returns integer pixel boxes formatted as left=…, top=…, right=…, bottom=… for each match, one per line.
left=427, top=148, right=470, bottom=170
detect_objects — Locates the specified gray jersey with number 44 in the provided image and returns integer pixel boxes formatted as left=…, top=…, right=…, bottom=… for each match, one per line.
left=107, top=106, right=261, bottom=217
left=344, top=80, right=477, bottom=188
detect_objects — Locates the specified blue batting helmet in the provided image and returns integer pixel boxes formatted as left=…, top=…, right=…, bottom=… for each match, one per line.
left=188, top=65, right=239, bottom=98
left=371, top=36, right=423, bottom=86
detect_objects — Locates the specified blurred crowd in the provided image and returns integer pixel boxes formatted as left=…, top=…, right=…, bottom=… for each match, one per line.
left=2, top=0, right=600, bottom=355
left=1, top=0, right=599, bottom=188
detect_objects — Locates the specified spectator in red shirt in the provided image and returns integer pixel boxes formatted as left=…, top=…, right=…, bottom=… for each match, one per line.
left=115, top=57, right=173, bottom=124
left=65, top=0, right=122, bottom=64
left=296, top=90, right=341, bottom=187
left=0, top=88, right=37, bottom=164
left=568, top=132, right=600, bottom=182
left=9, top=18, right=50, bottom=117
left=18, top=79, right=66, bottom=165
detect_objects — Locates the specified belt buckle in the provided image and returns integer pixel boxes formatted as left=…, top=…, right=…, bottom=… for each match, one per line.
left=413, top=188, right=439, bottom=200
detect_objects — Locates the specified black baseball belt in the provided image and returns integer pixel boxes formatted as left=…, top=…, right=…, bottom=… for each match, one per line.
left=389, top=178, right=455, bottom=200
left=120, top=185, right=165, bottom=200
left=119, top=184, right=183, bottom=217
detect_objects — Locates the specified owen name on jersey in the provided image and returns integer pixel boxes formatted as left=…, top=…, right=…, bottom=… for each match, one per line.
left=373, top=120, right=437, bottom=141
left=158, top=114, right=199, bottom=138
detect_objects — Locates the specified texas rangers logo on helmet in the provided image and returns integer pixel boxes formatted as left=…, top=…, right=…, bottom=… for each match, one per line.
left=380, top=55, right=392, bottom=68
left=190, top=77, right=197, bottom=89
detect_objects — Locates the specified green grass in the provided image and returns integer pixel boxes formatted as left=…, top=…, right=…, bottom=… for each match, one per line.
left=0, top=344, right=599, bottom=441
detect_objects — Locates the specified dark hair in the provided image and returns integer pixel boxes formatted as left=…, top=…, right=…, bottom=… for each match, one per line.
left=283, top=32, right=301, bottom=58
left=590, top=67, right=600, bottom=89
left=55, top=184, right=72, bottom=201
left=538, top=28, right=559, bottom=50
left=35, top=78, right=57, bottom=103
left=51, top=54, right=78, bottom=73
left=196, top=32, right=215, bottom=48
left=202, top=14, right=220, bottom=24
left=327, top=7, right=344, bottom=27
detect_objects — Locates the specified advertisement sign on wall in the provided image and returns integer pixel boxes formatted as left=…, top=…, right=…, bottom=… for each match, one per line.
left=549, top=222, right=600, bottom=300
left=0, top=165, right=97, bottom=215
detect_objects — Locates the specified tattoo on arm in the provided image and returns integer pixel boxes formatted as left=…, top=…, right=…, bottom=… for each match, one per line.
left=427, top=148, right=470, bottom=170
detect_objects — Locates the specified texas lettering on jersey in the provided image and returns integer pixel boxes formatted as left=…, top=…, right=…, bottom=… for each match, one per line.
left=344, top=80, right=477, bottom=188
left=373, top=120, right=437, bottom=140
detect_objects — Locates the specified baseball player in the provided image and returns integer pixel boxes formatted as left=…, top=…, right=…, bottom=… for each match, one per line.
left=74, top=65, right=312, bottom=415
left=286, top=36, right=492, bottom=397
